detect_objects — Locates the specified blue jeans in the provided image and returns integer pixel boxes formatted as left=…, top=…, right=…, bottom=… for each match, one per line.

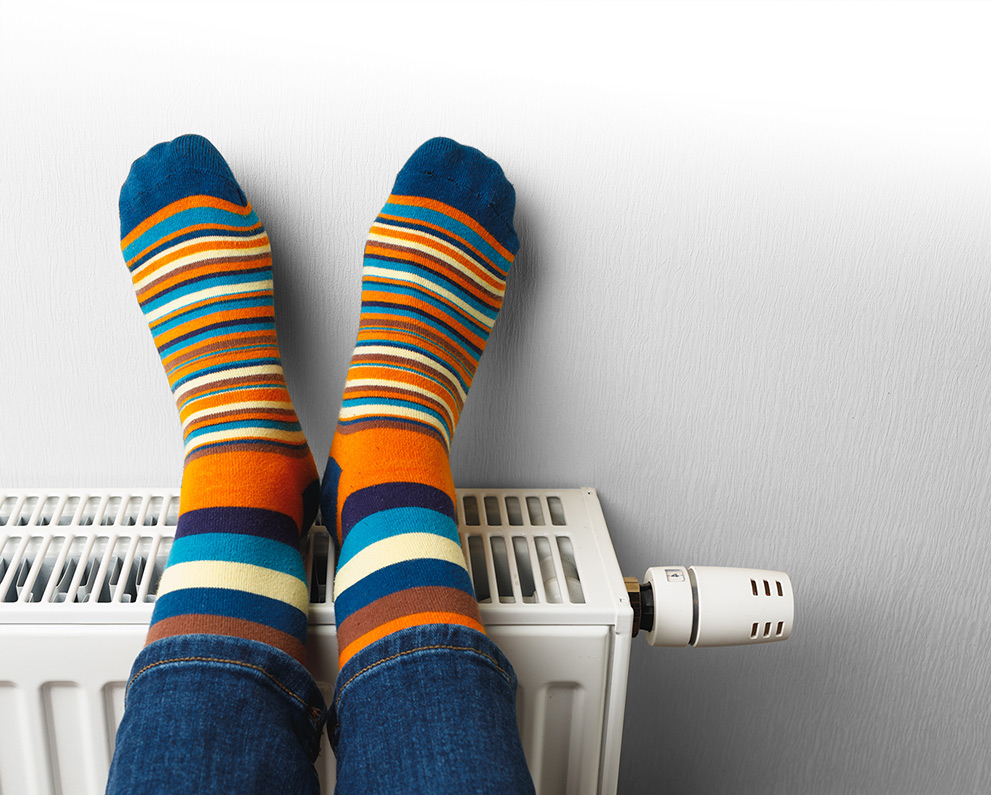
left=106, top=625, right=534, bottom=794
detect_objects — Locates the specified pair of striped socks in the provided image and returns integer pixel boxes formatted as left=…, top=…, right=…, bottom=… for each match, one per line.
left=119, top=135, right=516, bottom=669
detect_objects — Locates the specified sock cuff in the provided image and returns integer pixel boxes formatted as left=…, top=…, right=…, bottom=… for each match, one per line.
left=391, top=137, right=519, bottom=256
left=119, top=134, right=248, bottom=239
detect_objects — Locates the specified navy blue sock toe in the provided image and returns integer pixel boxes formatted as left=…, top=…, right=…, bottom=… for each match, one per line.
left=119, top=134, right=247, bottom=239
left=392, top=137, right=518, bottom=256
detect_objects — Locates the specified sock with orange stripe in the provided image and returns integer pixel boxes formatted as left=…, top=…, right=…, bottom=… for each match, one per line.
left=119, top=134, right=320, bottom=665
left=322, top=137, right=518, bottom=670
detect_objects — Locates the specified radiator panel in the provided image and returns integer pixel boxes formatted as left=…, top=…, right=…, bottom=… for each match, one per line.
left=0, top=488, right=632, bottom=795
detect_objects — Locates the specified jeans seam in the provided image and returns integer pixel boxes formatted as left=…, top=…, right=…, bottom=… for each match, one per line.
left=334, top=643, right=513, bottom=712
left=128, top=655, right=313, bottom=715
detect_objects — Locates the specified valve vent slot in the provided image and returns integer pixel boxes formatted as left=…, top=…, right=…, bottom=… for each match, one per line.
left=751, top=578, right=786, bottom=597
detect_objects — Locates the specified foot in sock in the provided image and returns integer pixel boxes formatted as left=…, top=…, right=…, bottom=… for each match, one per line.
left=119, top=134, right=320, bottom=664
left=322, top=137, right=519, bottom=669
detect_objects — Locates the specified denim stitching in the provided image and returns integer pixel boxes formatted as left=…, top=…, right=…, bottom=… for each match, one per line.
left=334, top=643, right=513, bottom=713
left=127, top=655, right=310, bottom=712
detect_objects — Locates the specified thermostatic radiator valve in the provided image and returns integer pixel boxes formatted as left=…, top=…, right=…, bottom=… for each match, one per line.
left=625, top=567, right=794, bottom=646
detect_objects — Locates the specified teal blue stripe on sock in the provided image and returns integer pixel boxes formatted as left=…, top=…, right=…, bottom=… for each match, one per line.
left=123, top=206, right=260, bottom=261
left=168, top=533, right=307, bottom=579
left=345, top=361, right=461, bottom=404
left=158, top=321, right=276, bottom=357
left=152, top=296, right=272, bottom=334
left=141, top=270, right=269, bottom=314
left=336, top=507, right=460, bottom=569
left=358, top=314, right=484, bottom=364
left=381, top=201, right=511, bottom=273
left=362, top=257, right=500, bottom=318
left=171, top=379, right=285, bottom=404
left=353, top=337, right=470, bottom=391
left=363, top=277, right=494, bottom=333
left=340, top=396, right=450, bottom=426
left=170, top=355, right=282, bottom=391
left=184, top=418, right=302, bottom=442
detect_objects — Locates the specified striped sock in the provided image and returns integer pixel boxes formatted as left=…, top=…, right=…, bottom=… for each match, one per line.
left=322, top=137, right=518, bottom=669
left=119, top=135, right=320, bottom=664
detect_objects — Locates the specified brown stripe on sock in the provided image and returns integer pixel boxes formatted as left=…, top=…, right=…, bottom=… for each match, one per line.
left=163, top=332, right=278, bottom=369
left=146, top=613, right=306, bottom=664
left=337, top=586, right=481, bottom=645
left=179, top=372, right=288, bottom=402
left=341, top=385, right=455, bottom=430
left=184, top=438, right=313, bottom=464
left=334, top=417, right=448, bottom=447
left=363, top=241, right=503, bottom=306
left=357, top=316, right=478, bottom=376
left=184, top=407, right=301, bottom=435
left=348, top=352, right=467, bottom=395
left=136, top=253, right=274, bottom=300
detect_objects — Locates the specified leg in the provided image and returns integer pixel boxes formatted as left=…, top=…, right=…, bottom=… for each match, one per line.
left=325, top=138, right=534, bottom=793
left=107, top=135, right=325, bottom=794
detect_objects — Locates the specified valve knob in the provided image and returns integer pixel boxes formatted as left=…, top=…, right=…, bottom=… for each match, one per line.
left=630, top=566, right=795, bottom=647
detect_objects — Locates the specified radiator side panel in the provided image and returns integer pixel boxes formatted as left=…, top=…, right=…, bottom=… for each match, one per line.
left=0, top=623, right=612, bottom=795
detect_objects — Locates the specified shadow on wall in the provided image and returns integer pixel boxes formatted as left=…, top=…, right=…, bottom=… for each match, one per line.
left=451, top=199, right=551, bottom=485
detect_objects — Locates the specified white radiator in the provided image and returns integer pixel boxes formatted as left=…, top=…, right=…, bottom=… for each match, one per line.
left=0, top=487, right=796, bottom=795
left=0, top=488, right=634, bottom=795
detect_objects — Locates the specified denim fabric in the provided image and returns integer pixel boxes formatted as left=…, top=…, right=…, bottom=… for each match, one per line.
left=106, top=634, right=326, bottom=795
left=107, top=627, right=534, bottom=794
left=331, top=624, right=535, bottom=794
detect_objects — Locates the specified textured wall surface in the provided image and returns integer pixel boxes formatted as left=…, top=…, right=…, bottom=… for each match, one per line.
left=2, top=1, right=989, bottom=792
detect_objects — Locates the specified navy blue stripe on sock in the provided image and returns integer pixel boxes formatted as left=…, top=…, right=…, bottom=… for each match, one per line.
left=175, top=507, right=300, bottom=547
left=334, top=558, right=475, bottom=624
left=359, top=299, right=485, bottom=356
left=374, top=216, right=486, bottom=270
left=150, top=587, right=309, bottom=642
left=128, top=225, right=262, bottom=270
left=340, top=482, right=455, bottom=538
left=159, top=320, right=275, bottom=357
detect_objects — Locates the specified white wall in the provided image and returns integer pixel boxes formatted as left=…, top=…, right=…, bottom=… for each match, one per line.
left=2, top=1, right=989, bottom=791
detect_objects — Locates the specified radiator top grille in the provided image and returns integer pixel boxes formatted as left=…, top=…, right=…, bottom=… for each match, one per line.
left=0, top=489, right=627, bottom=627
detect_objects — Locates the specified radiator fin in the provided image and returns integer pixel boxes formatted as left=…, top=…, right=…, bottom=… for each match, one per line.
left=539, top=683, right=581, bottom=795
left=0, top=683, right=31, bottom=792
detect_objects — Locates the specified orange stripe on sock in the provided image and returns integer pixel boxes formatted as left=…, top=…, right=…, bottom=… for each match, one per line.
left=361, top=286, right=488, bottom=345
left=153, top=306, right=274, bottom=349
left=122, top=195, right=254, bottom=253
left=136, top=253, right=273, bottom=302
left=180, top=451, right=315, bottom=528
left=328, top=429, right=453, bottom=539
left=130, top=219, right=264, bottom=265
left=176, top=385, right=289, bottom=422
left=150, top=290, right=274, bottom=333
left=387, top=195, right=515, bottom=267
left=130, top=235, right=271, bottom=282
left=368, top=227, right=506, bottom=295
left=378, top=208, right=511, bottom=277
left=354, top=326, right=479, bottom=383
left=341, top=363, right=464, bottom=407
left=363, top=242, right=504, bottom=307
left=337, top=612, right=486, bottom=669
left=147, top=613, right=306, bottom=665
